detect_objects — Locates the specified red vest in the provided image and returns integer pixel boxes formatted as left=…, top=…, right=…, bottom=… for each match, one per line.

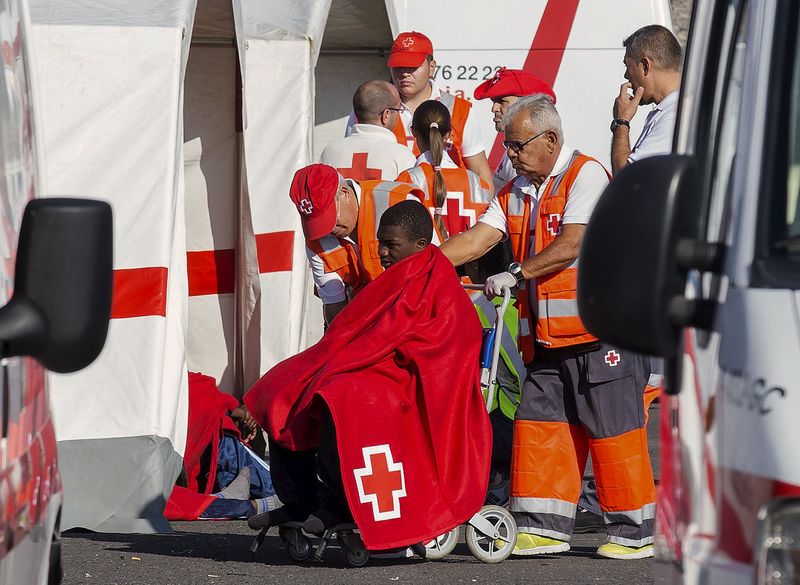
left=495, top=151, right=609, bottom=360
left=396, top=162, right=491, bottom=242
left=306, top=181, right=426, bottom=293
left=391, top=92, right=473, bottom=168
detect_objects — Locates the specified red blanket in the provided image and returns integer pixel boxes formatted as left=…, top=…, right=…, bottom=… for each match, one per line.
left=244, top=246, right=491, bottom=549
left=165, top=372, right=240, bottom=520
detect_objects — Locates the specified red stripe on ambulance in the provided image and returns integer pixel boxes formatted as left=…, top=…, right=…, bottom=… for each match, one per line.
left=488, top=0, right=580, bottom=169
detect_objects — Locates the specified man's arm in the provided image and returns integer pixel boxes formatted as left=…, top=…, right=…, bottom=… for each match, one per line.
left=611, top=82, right=643, bottom=174
left=440, top=222, right=504, bottom=267
left=519, top=224, right=585, bottom=279
left=464, top=151, right=494, bottom=188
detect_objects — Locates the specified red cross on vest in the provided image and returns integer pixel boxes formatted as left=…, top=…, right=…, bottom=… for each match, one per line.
left=353, top=445, right=406, bottom=521
left=337, top=153, right=382, bottom=181
left=442, top=191, right=476, bottom=236
left=604, top=350, right=621, bottom=367
left=546, top=213, right=562, bottom=237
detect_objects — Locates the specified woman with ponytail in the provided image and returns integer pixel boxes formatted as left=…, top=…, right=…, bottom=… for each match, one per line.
left=396, top=100, right=492, bottom=243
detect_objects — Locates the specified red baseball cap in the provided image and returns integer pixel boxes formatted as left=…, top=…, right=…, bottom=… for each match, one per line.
left=289, top=164, right=340, bottom=241
left=473, top=68, right=557, bottom=103
left=387, top=31, right=433, bottom=68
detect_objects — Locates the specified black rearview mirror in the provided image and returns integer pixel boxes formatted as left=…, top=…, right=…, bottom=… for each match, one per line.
left=0, top=198, right=113, bottom=373
left=577, top=155, right=700, bottom=358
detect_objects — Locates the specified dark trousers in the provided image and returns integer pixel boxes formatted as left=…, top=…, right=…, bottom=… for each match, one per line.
left=268, top=407, right=351, bottom=522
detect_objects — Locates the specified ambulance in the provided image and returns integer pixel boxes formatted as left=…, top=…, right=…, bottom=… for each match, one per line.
left=578, top=0, right=800, bottom=583
left=0, top=0, right=112, bottom=583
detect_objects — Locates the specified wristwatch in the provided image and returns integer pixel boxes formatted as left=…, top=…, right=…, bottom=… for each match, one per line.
left=508, top=262, right=525, bottom=283
left=610, top=118, right=630, bottom=132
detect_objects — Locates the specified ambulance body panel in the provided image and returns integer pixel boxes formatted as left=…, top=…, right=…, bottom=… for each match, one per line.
left=578, top=0, right=800, bottom=583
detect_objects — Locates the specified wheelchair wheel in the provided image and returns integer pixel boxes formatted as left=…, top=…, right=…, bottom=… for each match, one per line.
left=280, top=527, right=313, bottom=562
left=339, top=530, right=369, bottom=567
left=465, top=505, right=517, bottom=564
left=424, top=526, right=460, bottom=560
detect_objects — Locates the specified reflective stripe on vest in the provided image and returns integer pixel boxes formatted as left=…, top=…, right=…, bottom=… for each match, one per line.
left=306, top=236, right=368, bottom=298
left=397, top=163, right=490, bottom=241
left=495, top=179, right=535, bottom=362
left=356, top=180, right=427, bottom=279
left=533, top=151, right=607, bottom=348
left=390, top=93, right=472, bottom=168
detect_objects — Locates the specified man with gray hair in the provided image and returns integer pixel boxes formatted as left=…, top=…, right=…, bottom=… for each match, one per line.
left=611, top=24, right=682, bottom=173
left=321, top=80, right=416, bottom=181
left=440, top=94, right=656, bottom=560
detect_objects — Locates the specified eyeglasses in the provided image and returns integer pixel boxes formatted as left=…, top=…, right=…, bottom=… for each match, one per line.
left=384, top=107, right=404, bottom=114
left=502, top=129, right=549, bottom=153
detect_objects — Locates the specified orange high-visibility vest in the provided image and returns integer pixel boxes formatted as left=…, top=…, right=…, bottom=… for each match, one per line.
left=496, top=151, right=609, bottom=360
left=391, top=93, right=473, bottom=168
left=307, top=180, right=426, bottom=287
left=396, top=162, right=491, bottom=242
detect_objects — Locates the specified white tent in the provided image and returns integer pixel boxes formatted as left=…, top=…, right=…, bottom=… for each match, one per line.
left=30, top=0, right=671, bottom=532
left=31, top=0, right=329, bottom=532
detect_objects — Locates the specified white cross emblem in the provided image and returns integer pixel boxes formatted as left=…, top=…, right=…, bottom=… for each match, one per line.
left=353, top=445, right=407, bottom=521
left=402, top=37, right=414, bottom=48
left=604, top=350, right=621, bottom=367
left=546, top=213, right=562, bottom=236
left=299, top=198, right=313, bottom=215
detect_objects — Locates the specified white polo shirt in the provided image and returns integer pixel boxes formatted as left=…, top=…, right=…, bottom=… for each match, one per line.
left=479, top=144, right=609, bottom=240
left=492, top=153, right=516, bottom=194
left=306, top=180, right=363, bottom=304
left=321, top=124, right=417, bottom=181
left=345, top=80, right=486, bottom=159
left=628, top=90, right=679, bottom=163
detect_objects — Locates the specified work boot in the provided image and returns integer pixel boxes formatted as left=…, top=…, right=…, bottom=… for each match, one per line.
left=573, top=506, right=605, bottom=534
left=511, top=533, right=570, bottom=556
left=596, top=542, right=654, bottom=559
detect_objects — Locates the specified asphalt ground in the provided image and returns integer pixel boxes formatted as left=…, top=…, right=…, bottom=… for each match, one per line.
left=61, top=403, right=660, bottom=585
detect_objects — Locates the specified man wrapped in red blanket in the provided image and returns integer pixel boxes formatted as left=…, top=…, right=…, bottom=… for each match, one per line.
left=244, top=200, right=491, bottom=550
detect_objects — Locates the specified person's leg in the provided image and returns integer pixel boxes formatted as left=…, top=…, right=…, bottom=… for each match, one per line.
left=267, top=437, right=321, bottom=522
left=215, top=434, right=275, bottom=499
left=304, top=406, right=352, bottom=533
left=510, top=359, right=588, bottom=553
left=577, top=346, right=656, bottom=558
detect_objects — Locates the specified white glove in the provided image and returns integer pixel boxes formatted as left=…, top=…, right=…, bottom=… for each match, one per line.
left=484, top=271, right=517, bottom=298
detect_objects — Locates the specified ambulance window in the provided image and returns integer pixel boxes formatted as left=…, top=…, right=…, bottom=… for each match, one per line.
left=757, top=0, right=800, bottom=286
left=776, top=11, right=800, bottom=265
left=704, top=3, right=748, bottom=242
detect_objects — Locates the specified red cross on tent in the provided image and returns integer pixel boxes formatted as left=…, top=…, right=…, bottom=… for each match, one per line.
left=354, top=445, right=406, bottom=521
left=338, top=153, right=381, bottom=181
left=604, top=350, right=621, bottom=367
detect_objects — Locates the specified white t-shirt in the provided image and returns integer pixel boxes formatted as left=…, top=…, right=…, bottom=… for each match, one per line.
left=321, top=124, right=417, bottom=181
left=492, top=153, right=516, bottom=194
left=345, top=80, right=486, bottom=159
left=414, top=149, right=459, bottom=170
left=305, top=180, right=363, bottom=304
left=479, top=145, right=609, bottom=316
left=627, top=90, right=679, bottom=164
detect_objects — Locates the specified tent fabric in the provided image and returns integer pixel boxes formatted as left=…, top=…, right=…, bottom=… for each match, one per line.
left=31, top=0, right=196, bottom=532
left=233, top=0, right=331, bottom=388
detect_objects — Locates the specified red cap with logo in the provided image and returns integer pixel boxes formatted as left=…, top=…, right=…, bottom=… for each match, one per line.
left=289, top=164, right=340, bottom=241
left=387, top=31, right=434, bottom=68
left=473, top=68, right=557, bottom=103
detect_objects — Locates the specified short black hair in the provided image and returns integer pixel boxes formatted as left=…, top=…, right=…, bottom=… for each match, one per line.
left=623, top=25, right=682, bottom=71
left=379, top=200, right=433, bottom=244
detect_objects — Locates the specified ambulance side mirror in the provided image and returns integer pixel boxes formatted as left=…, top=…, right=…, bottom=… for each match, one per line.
left=577, top=155, right=700, bottom=358
left=0, top=198, right=113, bottom=373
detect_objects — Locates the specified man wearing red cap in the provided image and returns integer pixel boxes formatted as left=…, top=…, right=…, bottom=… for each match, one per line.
left=346, top=31, right=492, bottom=188
left=289, top=163, right=426, bottom=325
left=473, top=68, right=557, bottom=194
